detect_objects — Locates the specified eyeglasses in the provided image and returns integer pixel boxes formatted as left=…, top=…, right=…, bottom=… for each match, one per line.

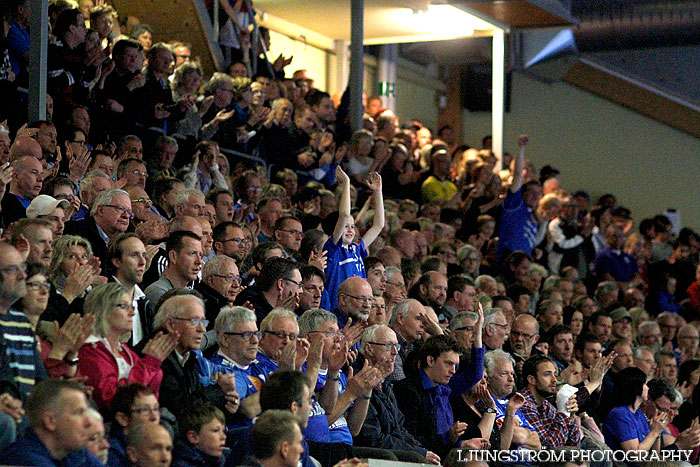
left=26, top=281, right=50, bottom=292
left=131, top=405, right=160, bottom=415
left=386, top=281, right=406, bottom=289
left=131, top=170, right=148, bottom=178
left=342, top=293, right=373, bottom=304
left=221, top=237, right=250, bottom=245
left=454, top=325, right=474, bottom=333
left=491, top=323, right=508, bottom=330
left=103, top=205, right=134, bottom=219
left=367, top=342, right=400, bottom=351
left=308, top=330, right=344, bottom=339
left=225, top=331, right=262, bottom=341
left=115, top=302, right=134, bottom=311
left=278, top=229, right=303, bottom=237
left=173, top=317, right=209, bottom=328
left=0, top=262, right=26, bottom=276
left=131, top=198, right=153, bottom=206
left=511, top=330, right=535, bottom=340
left=212, top=274, right=241, bottom=284
left=247, top=186, right=263, bottom=193
left=263, top=330, right=298, bottom=340
left=284, top=278, right=303, bottom=289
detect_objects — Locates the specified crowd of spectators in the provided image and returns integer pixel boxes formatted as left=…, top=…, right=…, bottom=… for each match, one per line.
left=2, top=0, right=700, bottom=466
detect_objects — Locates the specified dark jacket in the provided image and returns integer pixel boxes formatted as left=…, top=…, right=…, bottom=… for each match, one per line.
left=106, top=426, right=128, bottom=467
left=160, top=350, right=226, bottom=419
left=0, top=428, right=103, bottom=467
left=195, top=281, right=229, bottom=331
left=64, top=215, right=113, bottom=275
left=1, top=192, right=29, bottom=228
left=173, top=439, right=226, bottom=467
left=393, top=370, right=451, bottom=458
left=354, top=379, right=428, bottom=455
left=233, top=286, right=273, bottom=323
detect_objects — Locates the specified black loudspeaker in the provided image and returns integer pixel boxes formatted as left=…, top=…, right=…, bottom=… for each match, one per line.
left=460, top=64, right=512, bottom=112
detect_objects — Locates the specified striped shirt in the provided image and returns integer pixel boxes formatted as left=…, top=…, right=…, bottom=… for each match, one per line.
left=0, top=309, right=46, bottom=399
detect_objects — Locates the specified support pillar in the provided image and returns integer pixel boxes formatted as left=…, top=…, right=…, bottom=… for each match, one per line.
left=491, top=28, right=505, bottom=171
left=29, top=0, right=49, bottom=121
left=349, top=0, right=364, bottom=133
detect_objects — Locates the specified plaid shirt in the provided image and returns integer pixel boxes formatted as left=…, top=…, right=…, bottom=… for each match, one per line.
left=519, top=387, right=582, bottom=449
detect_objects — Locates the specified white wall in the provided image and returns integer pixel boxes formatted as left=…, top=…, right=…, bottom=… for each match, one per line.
left=461, top=71, right=700, bottom=230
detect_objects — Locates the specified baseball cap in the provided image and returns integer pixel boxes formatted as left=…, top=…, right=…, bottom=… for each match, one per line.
left=26, top=195, right=70, bottom=219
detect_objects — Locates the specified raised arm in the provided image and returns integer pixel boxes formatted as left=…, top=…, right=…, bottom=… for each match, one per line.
left=332, top=166, right=353, bottom=244
left=361, top=172, right=385, bottom=248
left=509, top=135, right=529, bottom=193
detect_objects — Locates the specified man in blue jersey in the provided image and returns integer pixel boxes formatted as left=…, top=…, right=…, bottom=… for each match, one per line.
left=497, top=135, right=542, bottom=261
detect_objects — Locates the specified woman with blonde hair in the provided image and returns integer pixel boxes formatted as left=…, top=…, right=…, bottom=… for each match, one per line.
left=41, top=235, right=105, bottom=325
left=77, top=283, right=177, bottom=409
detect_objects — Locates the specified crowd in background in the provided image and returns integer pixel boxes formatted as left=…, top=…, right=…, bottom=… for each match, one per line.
left=2, top=0, right=700, bottom=466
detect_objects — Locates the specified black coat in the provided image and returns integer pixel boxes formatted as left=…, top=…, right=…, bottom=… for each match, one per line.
left=160, top=351, right=226, bottom=419
left=195, top=281, right=229, bottom=331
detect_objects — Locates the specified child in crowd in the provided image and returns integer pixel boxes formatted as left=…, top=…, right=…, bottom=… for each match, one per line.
left=320, top=167, right=384, bottom=312
left=173, top=403, right=228, bottom=467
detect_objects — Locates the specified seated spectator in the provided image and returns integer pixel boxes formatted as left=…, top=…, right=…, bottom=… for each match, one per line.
left=9, top=218, right=54, bottom=268
left=0, top=379, right=102, bottom=466
left=387, top=299, right=425, bottom=382
left=108, top=383, right=162, bottom=467
left=482, top=308, right=508, bottom=351
left=197, top=255, right=240, bottom=325
left=484, top=349, right=541, bottom=450
left=125, top=422, right=173, bottom=467
left=0, top=242, right=47, bottom=401
left=233, top=257, right=301, bottom=323
left=257, top=308, right=300, bottom=374
left=297, top=265, right=325, bottom=314
left=154, top=293, right=238, bottom=420
left=519, top=354, right=582, bottom=448
left=85, top=408, right=110, bottom=465
left=2, top=155, right=44, bottom=227
left=252, top=410, right=307, bottom=467
left=354, top=324, right=440, bottom=464
left=77, top=282, right=175, bottom=410
left=603, top=367, right=666, bottom=459
left=172, top=402, right=228, bottom=467
left=26, top=194, right=70, bottom=238
left=595, top=223, right=639, bottom=284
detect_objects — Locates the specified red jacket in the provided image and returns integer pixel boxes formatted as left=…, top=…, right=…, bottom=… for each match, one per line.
left=687, top=282, right=700, bottom=320
left=77, top=337, right=163, bottom=410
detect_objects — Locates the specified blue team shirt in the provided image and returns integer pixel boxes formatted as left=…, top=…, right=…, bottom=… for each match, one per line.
left=315, top=368, right=353, bottom=445
left=497, top=188, right=538, bottom=259
left=321, top=237, right=368, bottom=312
left=603, top=406, right=650, bottom=451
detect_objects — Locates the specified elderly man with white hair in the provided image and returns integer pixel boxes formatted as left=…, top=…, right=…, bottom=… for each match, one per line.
left=156, top=293, right=240, bottom=421
left=65, top=188, right=133, bottom=274
left=354, top=324, right=441, bottom=465
left=204, top=306, right=267, bottom=427
left=387, top=299, right=425, bottom=382
left=484, top=349, right=541, bottom=451
left=483, top=308, right=509, bottom=351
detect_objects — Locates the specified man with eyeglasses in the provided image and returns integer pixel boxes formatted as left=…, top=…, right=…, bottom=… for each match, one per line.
left=257, top=308, right=301, bottom=375
left=234, top=257, right=301, bottom=323
left=639, top=378, right=700, bottom=451
left=442, top=276, right=477, bottom=324
left=65, top=188, right=134, bottom=275
left=206, top=306, right=267, bottom=428
left=126, top=186, right=158, bottom=226
left=384, top=267, right=407, bottom=314
left=334, top=277, right=374, bottom=330
left=145, top=231, right=202, bottom=310
left=156, top=294, right=239, bottom=422
left=273, top=216, right=304, bottom=256
left=117, top=158, right=148, bottom=190
left=482, top=308, right=509, bottom=351
left=0, top=241, right=46, bottom=408
left=197, top=255, right=240, bottom=326
left=107, top=383, right=162, bottom=467
left=213, top=221, right=248, bottom=266
left=355, top=324, right=441, bottom=465
left=504, top=314, right=540, bottom=376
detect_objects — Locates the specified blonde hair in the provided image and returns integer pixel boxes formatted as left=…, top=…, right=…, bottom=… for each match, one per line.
left=49, top=235, right=93, bottom=283
left=84, top=283, right=129, bottom=341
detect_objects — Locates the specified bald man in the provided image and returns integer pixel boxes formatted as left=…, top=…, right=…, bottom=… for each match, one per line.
left=334, top=277, right=374, bottom=329
left=8, top=135, right=42, bottom=162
